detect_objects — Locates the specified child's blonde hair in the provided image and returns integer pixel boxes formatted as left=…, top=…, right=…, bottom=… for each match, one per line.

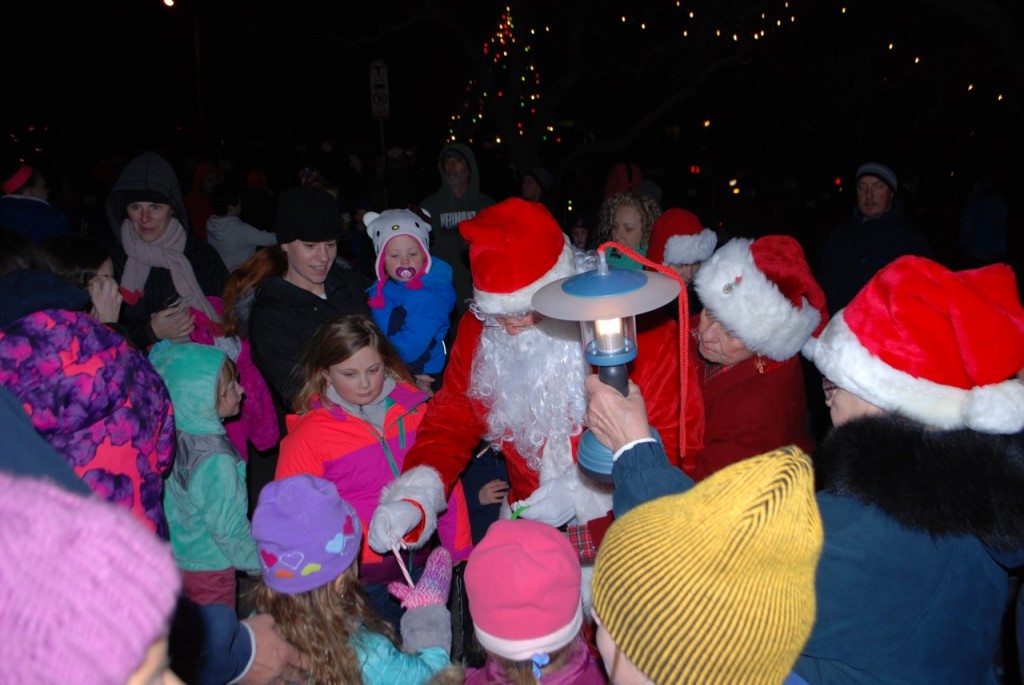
left=216, top=356, right=239, bottom=398
left=250, top=564, right=397, bottom=685
left=485, top=638, right=580, bottom=685
left=292, top=314, right=414, bottom=413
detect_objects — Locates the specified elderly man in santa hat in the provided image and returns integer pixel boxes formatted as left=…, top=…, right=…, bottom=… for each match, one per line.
left=368, top=197, right=695, bottom=566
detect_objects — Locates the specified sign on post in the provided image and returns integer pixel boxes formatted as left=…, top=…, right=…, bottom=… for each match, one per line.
left=370, top=60, right=390, bottom=120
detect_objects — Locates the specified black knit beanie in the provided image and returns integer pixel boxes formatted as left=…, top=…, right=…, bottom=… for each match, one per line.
left=121, top=189, right=172, bottom=205
left=275, top=186, right=342, bottom=244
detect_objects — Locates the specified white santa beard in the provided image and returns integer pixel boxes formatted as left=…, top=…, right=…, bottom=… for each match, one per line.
left=468, top=317, right=589, bottom=470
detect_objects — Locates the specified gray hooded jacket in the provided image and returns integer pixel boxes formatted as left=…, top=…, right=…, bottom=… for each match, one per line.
left=418, top=143, right=495, bottom=319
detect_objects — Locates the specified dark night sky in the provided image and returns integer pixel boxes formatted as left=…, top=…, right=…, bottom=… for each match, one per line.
left=6, top=0, right=1024, bottom=253
left=7, top=0, right=457, bottom=153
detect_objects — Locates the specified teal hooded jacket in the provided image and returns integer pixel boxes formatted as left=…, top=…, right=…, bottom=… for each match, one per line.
left=151, top=342, right=259, bottom=574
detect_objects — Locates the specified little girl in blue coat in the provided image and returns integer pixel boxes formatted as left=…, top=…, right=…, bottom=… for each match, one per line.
left=365, top=208, right=455, bottom=387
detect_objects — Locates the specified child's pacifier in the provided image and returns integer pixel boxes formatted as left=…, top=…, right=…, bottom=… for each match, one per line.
left=395, top=266, right=417, bottom=280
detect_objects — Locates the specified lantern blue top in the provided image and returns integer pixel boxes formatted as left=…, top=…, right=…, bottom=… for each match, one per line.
left=561, top=268, right=647, bottom=298
left=532, top=266, right=679, bottom=321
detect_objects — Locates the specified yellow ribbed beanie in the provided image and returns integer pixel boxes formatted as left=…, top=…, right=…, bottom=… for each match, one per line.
left=592, top=446, right=823, bottom=685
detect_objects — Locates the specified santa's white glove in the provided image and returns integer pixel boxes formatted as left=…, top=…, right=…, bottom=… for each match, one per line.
left=368, top=500, right=423, bottom=553
left=513, top=476, right=576, bottom=528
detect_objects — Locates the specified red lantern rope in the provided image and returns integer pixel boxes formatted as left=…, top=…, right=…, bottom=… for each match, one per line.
left=595, top=241, right=689, bottom=462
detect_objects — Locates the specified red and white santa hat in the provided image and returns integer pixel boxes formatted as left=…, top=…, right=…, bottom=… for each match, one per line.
left=465, top=519, right=584, bottom=661
left=647, top=208, right=717, bottom=266
left=804, top=256, right=1024, bottom=433
left=695, top=235, right=828, bottom=361
left=460, top=197, right=576, bottom=314
left=364, top=208, right=433, bottom=308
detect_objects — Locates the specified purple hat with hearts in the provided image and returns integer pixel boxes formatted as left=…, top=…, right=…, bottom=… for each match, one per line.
left=252, top=475, right=363, bottom=595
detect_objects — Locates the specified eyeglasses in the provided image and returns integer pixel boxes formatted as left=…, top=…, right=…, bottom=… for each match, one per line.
left=822, top=377, right=838, bottom=400
left=469, top=302, right=541, bottom=330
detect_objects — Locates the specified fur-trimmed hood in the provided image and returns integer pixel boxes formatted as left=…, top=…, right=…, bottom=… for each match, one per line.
left=814, top=415, right=1024, bottom=550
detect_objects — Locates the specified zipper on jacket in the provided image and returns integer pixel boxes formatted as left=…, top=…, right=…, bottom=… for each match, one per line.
left=356, top=395, right=425, bottom=478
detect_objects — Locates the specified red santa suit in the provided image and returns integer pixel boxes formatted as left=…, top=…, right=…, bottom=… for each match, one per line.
left=400, top=311, right=683, bottom=512
left=374, top=198, right=701, bottom=548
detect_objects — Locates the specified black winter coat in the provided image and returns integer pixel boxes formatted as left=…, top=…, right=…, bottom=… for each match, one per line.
left=249, top=264, right=371, bottom=409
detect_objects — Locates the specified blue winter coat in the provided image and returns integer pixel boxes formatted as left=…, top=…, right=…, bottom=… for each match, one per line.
left=611, top=416, right=1024, bottom=685
left=351, top=625, right=451, bottom=685
left=368, top=257, right=455, bottom=375
left=0, top=195, right=74, bottom=243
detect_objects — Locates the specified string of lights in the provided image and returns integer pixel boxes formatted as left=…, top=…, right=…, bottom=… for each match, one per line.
left=444, top=1, right=1010, bottom=150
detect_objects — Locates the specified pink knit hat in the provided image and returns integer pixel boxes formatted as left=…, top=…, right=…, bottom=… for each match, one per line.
left=0, top=472, right=180, bottom=685
left=465, top=519, right=583, bottom=661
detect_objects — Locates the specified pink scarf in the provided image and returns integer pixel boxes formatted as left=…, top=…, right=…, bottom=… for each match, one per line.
left=120, top=217, right=220, bottom=322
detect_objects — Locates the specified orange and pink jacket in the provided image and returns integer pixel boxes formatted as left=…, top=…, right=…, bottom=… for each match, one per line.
left=276, top=381, right=472, bottom=578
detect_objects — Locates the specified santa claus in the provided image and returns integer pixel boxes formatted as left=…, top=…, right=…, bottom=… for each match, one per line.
left=368, top=198, right=693, bottom=561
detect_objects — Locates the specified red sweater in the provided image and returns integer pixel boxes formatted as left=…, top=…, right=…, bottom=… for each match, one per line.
left=685, top=336, right=813, bottom=481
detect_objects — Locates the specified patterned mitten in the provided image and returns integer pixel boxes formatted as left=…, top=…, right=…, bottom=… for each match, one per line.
left=387, top=546, right=452, bottom=609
